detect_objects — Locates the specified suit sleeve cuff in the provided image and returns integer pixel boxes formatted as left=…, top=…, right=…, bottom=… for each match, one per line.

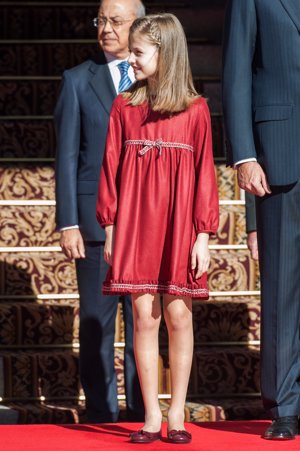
left=59, top=225, right=79, bottom=231
left=234, top=158, right=257, bottom=168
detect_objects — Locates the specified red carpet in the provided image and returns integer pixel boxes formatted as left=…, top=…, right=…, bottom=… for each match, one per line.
left=1, top=422, right=300, bottom=451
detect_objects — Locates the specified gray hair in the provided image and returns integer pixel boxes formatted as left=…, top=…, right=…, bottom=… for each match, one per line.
left=136, top=1, right=146, bottom=18
left=98, top=0, right=145, bottom=18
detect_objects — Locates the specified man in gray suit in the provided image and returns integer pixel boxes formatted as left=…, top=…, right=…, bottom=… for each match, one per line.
left=55, top=0, right=145, bottom=422
left=223, top=0, right=300, bottom=440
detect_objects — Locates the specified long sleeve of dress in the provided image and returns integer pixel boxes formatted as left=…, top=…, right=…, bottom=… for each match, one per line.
left=96, top=96, right=123, bottom=228
left=193, top=99, right=219, bottom=235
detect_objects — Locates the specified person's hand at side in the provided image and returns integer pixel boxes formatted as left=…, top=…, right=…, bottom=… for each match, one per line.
left=247, top=230, right=259, bottom=261
left=104, top=225, right=115, bottom=265
left=191, top=233, right=210, bottom=279
left=237, top=161, right=271, bottom=197
left=60, top=229, right=85, bottom=259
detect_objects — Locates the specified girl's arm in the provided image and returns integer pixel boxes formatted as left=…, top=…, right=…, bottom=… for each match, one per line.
left=193, top=99, right=219, bottom=236
left=191, top=232, right=210, bottom=279
left=192, top=99, right=219, bottom=277
left=104, top=224, right=115, bottom=266
left=96, top=96, right=123, bottom=229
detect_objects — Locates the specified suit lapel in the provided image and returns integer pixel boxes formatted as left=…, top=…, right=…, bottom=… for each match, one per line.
left=89, top=53, right=117, bottom=116
left=279, top=0, right=300, bottom=33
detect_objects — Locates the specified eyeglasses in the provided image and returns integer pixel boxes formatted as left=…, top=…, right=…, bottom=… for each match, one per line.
left=93, top=17, right=133, bottom=29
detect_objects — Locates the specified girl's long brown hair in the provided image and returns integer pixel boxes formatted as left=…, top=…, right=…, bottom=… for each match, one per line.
left=123, top=13, right=199, bottom=113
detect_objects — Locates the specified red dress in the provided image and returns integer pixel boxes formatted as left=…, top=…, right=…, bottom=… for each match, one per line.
left=96, top=95, right=219, bottom=299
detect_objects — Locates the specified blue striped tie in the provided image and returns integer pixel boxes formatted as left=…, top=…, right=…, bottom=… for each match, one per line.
left=118, top=61, right=132, bottom=92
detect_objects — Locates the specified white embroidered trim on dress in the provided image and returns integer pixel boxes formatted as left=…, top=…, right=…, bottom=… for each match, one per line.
left=125, top=139, right=194, bottom=156
left=103, top=282, right=208, bottom=296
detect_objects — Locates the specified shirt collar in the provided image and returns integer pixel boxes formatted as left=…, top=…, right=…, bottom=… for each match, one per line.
left=104, top=52, right=129, bottom=69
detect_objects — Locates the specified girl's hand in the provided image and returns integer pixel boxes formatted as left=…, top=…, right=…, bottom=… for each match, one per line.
left=191, top=233, right=210, bottom=279
left=104, top=225, right=115, bottom=265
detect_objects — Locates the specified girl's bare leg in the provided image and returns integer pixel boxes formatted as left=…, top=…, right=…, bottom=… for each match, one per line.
left=132, top=293, right=162, bottom=432
left=163, top=294, right=193, bottom=431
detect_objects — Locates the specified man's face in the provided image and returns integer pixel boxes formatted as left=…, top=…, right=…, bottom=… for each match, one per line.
left=97, top=0, right=137, bottom=59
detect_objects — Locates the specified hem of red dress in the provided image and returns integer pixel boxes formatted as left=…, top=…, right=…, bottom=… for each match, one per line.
left=103, top=280, right=209, bottom=299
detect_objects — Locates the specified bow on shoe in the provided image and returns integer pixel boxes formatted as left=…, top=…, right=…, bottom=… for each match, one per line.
left=129, top=429, right=162, bottom=443
left=138, top=139, right=164, bottom=156
left=167, top=429, right=192, bottom=444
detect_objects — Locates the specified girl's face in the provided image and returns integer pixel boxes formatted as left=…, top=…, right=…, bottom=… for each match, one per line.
left=128, top=32, right=159, bottom=81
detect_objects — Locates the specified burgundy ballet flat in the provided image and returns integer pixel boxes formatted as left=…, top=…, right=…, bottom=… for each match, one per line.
left=167, top=429, right=192, bottom=444
left=129, top=429, right=162, bottom=443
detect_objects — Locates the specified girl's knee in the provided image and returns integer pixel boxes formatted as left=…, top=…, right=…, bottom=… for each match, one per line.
left=165, top=307, right=192, bottom=332
left=134, top=314, right=161, bottom=333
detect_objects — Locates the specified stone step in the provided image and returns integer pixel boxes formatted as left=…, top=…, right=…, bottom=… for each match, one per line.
left=0, top=249, right=258, bottom=296
left=190, top=347, right=260, bottom=396
left=0, top=110, right=223, bottom=155
left=184, top=398, right=266, bottom=422
left=0, top=165, right=56, bottom=200
left=0, top=42, right=221, bottom=76
left=1, top=3, right=225, bottom=42
left=1, top=396, right=264, bottom=424
left=0, top=161, right=241, bottom=201
left=0, top=120, right=56, bottom=160
left=0, top=348, right=125, bottom=398
left=0, top=405, right=19, bottom=425
left=0, top=203, right=246, bottom=247
left=0, top=205, right=60, bottom=248
left=211, top=204, right=247, bottom=246
left=0, top=77, right=222, bottom=116
left=0, top=157, right=237, bottom=201
left=0, top=346, right=260, bottom=401
left=208, top=249, right=259, bottom=292
left=157, top=346, right=261, bottom=397
left=0, top=164, right=238, bottom=202
left=168, top=296, right=261, bottom=343
left=0, top=297, right=260, bottom=348
left=0, top=301, right=80, bottom=348
left=0, top=251, right=78, bottom=296
left=215, top=164, right=241, bottom=201
left=1, top=400, right=85, bottom=424
left=0, top=350, right=81, bottom=399
left=0, top=117, right=225, bottom=159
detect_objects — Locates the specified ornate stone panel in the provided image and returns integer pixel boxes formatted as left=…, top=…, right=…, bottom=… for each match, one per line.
left=0, top=165, right=55, bottom=200
left=0, top=206, right=59, bottom=247
left=0, top=252, right=77, bottom=296
left=0, top=122, right=55, bottom=159
left=209, top=249, right=257, bottom=292
left=190, top=347, right=260, bottom=395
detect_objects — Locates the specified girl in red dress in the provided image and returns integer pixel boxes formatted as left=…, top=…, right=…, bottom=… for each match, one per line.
left=96, top=13, right=219, bottom=444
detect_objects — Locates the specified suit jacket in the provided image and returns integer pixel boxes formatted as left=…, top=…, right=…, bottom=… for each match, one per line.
left=223, top=0, right=300, bottom=185
left=54, top=52, right=116, bottom=241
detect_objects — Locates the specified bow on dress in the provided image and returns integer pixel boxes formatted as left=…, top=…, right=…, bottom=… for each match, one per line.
left=138, top=139, right=164, bottom=156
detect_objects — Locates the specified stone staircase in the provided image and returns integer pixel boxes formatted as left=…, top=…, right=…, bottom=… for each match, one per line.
left=0, top=0, right=265, bottom=424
